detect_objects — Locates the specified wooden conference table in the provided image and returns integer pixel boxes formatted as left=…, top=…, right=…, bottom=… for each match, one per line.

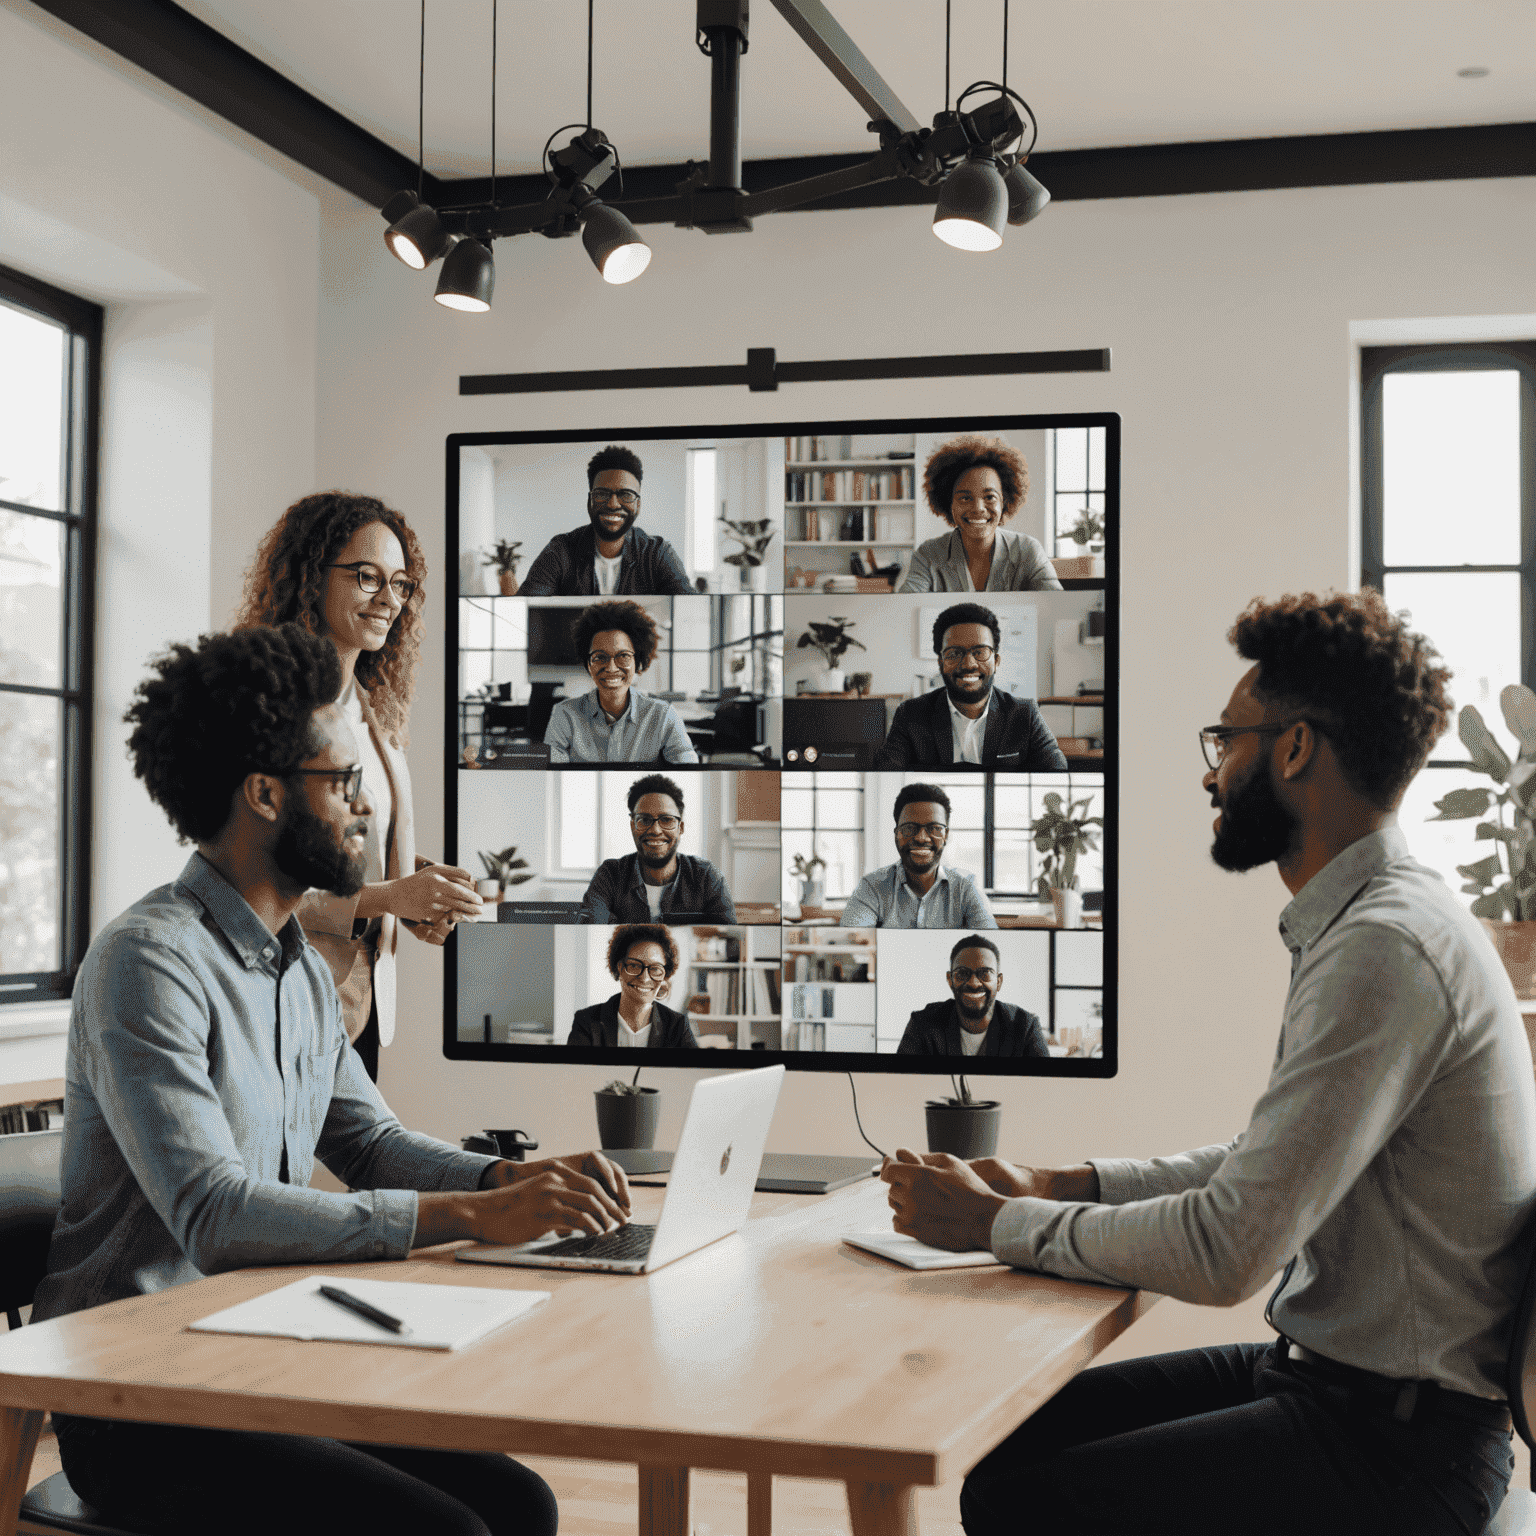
left=0, top=1177, right=1153, bottom=1536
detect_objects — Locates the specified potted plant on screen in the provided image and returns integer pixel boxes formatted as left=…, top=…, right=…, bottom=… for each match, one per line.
left=1427, top=683, right=1536, bottom=995
left=1029, top=791, right=1103, bottom=929
left=477, top=846, right=536, bottom=914
left=595, top=1070, right=661, bottom=1149
left=848, top=670, right=873, bottom=699
left=719, top=515, right=777, bottom=592
left=789, top=851, right=827, bottom=909
left=1057, top=508, right=1105, bottom=581
left=795, top=616, right=865, bottom=694
left=925, top=1074, right=1002, bottom=1159
left=483, top=539, right=523, bottom=596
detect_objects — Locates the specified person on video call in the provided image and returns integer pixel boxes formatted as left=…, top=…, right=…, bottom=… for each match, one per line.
left=900, top=435, right=1063, bottom=594
left=582, top=774, right=736, bottom=923
left=873, top=603, right=1067, bottom=771
left=882, top=589, right=1536, bottom=1536
left=895, top=935, right=1047, bottom=1057
left=545, top=599, right=700, bottom=765
left=840, top=782, right=996, bottom=929
left=567, top=924, right=701, bottom=1049
left=519, top=445, right=692, bottom=597
left=35, top=624, right=633, bottom=1536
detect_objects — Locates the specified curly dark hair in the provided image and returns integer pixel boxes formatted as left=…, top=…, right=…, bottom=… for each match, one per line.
left=125, top=623, right=341, bottom=845
left=1229, top=589, right=1453, bottom=809
left=933, top=602, right=1001, bottom=656
left=628, top=774, right=685, bottom=815
left=574, top=599, right=660, bottom=673
left=894, top=782, right=952, bottom=823
left=606, top=923, right=680, bottom=979
left=234, top=492, right=426, bottom=743
left=949, top=933, right=1001, bottom=967
left=923, top=435, right=1029, bottom=525
left=587, top=444, right=644, bottom=487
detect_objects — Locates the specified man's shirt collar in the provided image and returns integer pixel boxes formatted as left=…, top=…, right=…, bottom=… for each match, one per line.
left=584, top=687, right=638, bottom=725
left=1278, top=825, right=1409, bottom=955
left=177, top=851, right=306, bottom=970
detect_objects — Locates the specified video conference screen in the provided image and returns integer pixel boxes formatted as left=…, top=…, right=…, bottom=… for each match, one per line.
left=444, top=413, right=1118, bottom=1077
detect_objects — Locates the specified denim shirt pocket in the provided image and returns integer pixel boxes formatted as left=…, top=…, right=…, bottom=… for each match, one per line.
left=287, top=1044, right=343, bottom=1186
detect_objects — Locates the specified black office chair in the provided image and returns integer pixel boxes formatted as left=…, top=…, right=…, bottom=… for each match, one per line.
left=1, top=1129, right=140, bottom=1536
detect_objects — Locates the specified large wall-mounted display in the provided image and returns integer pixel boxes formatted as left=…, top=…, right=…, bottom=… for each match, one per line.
left=443, top=413, right=1118, bottom=1077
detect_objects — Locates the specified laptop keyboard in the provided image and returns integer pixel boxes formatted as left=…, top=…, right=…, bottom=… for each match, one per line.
left=539, top=1222, right=657, bottom=1261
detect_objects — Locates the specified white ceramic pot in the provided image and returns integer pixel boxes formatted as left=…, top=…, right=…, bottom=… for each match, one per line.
left=1050, top=887, right=1084, bottom=928
left=474, top=878, right=501, bottom=919
left=739, top=563, right=766, bottom=592
left=818, top=668, right=846, bottom=694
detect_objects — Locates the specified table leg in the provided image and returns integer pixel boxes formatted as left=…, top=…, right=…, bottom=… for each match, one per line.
left=845, top=1481, right=916, bottom=1536
left=638, top=1464, right=691, bottom=1536
left=747, top=1473, right=771, bottom=1536
left=0, top=1407, right=44, bottom=1536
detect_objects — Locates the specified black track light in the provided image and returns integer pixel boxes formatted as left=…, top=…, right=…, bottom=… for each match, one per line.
left=382, top=190, right=451, bottom=270
left=580, top=202, right=652, bottom=285
left=932, top=154, right=1008, bottom=252
left=1004, top=161, right=1050, bottom=226
left=434, top=236, right=495, bottom=312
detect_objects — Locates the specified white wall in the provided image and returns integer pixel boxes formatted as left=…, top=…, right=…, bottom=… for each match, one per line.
left=0, top=3, right=318, bottom=1087
left=311, top=168, right=1536, bottom=1358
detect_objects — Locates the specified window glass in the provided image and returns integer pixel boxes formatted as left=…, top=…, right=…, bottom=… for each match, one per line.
left=1383, top=571, right=1520, bottom=728
left=0, top=693, right=61, bottom=973
left=0, top=302, right=65, bottom=512
left=0, top=510, right=63, bottom=688
left=558, top=774, right=599, bottom=869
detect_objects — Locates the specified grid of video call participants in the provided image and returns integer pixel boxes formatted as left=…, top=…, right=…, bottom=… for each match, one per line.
left=448, top=416, right=1114, bottom=1073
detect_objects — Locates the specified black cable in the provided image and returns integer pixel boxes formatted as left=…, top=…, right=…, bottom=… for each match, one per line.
left=944, top=0, right=951, bottom=111
left=847, top=1072, right=886, bottom=1159
left=1002, top=0, right=1008, bottom=103
left=587, top=0, right=594, bottom=129
left=631, top=1063, right=642, bottom=1088
left=956, top=79, right=1038, bottom=158
left=489, top=0, right=497, bottom=211
left=417, top=0, right=425, bottom=198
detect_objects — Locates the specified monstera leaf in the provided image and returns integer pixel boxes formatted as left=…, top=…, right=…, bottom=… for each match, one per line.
left=1456, top=854, right=1504, bottom=889
left=1502, top=684, right=1536, bottom=760
left=1427, top=786, right=1495, bottom=821
left=1459, top=705, right=1512, bottom=781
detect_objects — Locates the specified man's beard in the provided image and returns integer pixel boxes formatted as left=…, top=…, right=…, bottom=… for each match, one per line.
left=954, top=988, right=994, bottom=1022
left=1210, top=760, right=1297, bottom=873
left=900, top=845, right=940, bottom=881
left=943, top=670, right=995, bottom=709
left=588, top=503, right=638, bottom=542
left=275, top=801, right=367, bottom=896
left=638, top=843, right=675, bottom=871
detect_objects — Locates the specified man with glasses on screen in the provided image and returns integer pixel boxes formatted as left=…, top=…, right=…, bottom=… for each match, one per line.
left=873, top=602, right=1067, bottom=771
left=882, top=590, right=1536, bottom=1535
left=519, top=444, right=692, bottom=596
left=895, top=935, right=1047, bottom=1057
left=581, top=774, right=736, bottom=923
left=33, top=624, right=629, bottom=1535
left=840, top=782, right=996, bottom=928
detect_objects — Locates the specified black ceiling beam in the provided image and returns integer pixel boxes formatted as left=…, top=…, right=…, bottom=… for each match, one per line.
left=27, top=0, right=436, bottom=208
left=767, top=0, right=924, bottom=138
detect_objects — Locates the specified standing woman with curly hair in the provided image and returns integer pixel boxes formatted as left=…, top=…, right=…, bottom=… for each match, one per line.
left=901, top=434, right=1063, bottom=593
left=236, top=493, right=482, bottom=1078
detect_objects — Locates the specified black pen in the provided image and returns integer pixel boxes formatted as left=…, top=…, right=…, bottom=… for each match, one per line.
left=317, top=1284, right=410, bottom=1336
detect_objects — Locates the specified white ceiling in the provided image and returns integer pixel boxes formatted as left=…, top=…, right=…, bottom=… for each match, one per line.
left=175, top=0, right=1536, bottom=178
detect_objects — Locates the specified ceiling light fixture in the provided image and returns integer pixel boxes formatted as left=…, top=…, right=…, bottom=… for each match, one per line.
left=434, top=235, right=496, bottom=311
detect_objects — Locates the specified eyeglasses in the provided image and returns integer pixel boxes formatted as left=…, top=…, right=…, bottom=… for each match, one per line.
left=631, top=813, right=681, bottom=832
left=329, top=563, right=417, bottom=603
left=895, top=821, right=949, bottom=841
left=939, top=645, right=997, bottom=665
left=588, top=650, right=636, bottom=670
left=619, top=958, right=668, bottom=980
left=950, top=966, right=997, bottom=985
left=280, top=765, right=364, bottom=800
left=589, top=489, right=641, bottom=509
left=1198, top=719, right=1309, bottom=771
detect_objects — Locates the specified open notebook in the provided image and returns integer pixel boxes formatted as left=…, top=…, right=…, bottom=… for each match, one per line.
left=842, top=1232, right=1005, bottom=1270
left=190, top=1275, right=550, bottom=1350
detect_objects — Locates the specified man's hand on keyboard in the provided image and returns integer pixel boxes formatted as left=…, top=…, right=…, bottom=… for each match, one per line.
left=414, top=1158, right=629, bottom=1248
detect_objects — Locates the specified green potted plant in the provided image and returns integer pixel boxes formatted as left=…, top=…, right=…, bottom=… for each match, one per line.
left=1029, top=791, right=1103, bottom=929
left=789, top=851, right=827, bottom=908
left=1065, top=507, right=1105, bottom=553
left=1427, top=683, right=1536, bottom=995
left=795, top=616, right=865, bottom=693
left=477, top=845, right=535, bottom=913
left=595, top=1073, right=661, bottom=1149
left=924, top=1074, right=1002, bottom=1159
left=719, top=515, right=776, bottom=592
left=483, top=539, right=523, bottom=596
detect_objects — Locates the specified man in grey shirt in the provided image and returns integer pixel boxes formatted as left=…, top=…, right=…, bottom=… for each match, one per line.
left=883, top=590, right=1536, bottom=1534
left=37, top=623, right=630, bottom=1535
left=840, top=782, right=996, bottom=928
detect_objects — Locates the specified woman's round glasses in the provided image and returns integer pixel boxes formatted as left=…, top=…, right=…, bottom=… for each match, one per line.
left=329, top=563, right=417, bottom=603
left=620, top=958, right=668, bottom=980
left=588, top=650, right=636, bottom=669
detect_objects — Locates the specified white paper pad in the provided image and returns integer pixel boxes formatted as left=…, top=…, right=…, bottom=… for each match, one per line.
left=842, top=1232, right=1006, bottom=1270
left=190, top=1275, right=550, bottom=1350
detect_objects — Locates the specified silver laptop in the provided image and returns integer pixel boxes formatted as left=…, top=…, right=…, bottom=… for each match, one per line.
left=455, top=1065, right=785, bottom=1275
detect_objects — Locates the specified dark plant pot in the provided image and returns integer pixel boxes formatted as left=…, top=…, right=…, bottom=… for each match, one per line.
left=596, top=1087, right=661, bottom=1150
left=924, top=1100, right=1002, bottom=1159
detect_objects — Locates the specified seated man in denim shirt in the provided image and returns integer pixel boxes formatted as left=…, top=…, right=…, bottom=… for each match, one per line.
left=34, top=623, right=630, bottom=1536
left=840, top=782, right=996, bottom=929
left=582, top=774, right=735, bottom=924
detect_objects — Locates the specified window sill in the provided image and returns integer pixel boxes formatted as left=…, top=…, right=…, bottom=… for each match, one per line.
left=0, top=999, right=71, bottom=1040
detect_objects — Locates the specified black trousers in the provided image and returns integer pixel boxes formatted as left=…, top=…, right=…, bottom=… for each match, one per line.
left=353, top=988, right=381, bottom=1082
left=52, top=1414, right=558, bottom=1536
left=959, top=1342, right=1514, bottom=1536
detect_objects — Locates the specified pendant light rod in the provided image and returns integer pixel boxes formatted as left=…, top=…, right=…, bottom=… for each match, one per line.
left=945, top=0, right=951, bottom=113
left=489, top=0, right=497, bottom=209
left=416, top=0, right=425, bottom=198
left=1002, top=0, right=1009, bottom=105
left=586, top=0, right=594, bottom=129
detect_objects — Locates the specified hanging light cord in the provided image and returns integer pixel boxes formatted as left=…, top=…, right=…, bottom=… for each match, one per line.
left=416, top=0, right=425, bottom=198
left=1002, top=0, right=1009, bottom=103
left=944, top=0, right=951, bottom=111
left=848, top=1073, right=887, bottom=1159
left=489, top=0, right=497, bottom=211
left=587, top=0, right=595, bottom=129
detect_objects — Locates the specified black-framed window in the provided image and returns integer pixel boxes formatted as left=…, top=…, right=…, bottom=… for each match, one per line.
left=1362, top=342, right=1536, bottom=895
left=1050, top=425, right=1107, bottom=560
left=0, top=262, right=100, bottom=1004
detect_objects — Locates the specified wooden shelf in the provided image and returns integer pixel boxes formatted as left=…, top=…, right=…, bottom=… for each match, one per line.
left=1040, top=694, right=1105, bottom=705
left=785, top=539, right=913, bottom=547
left=785, top=460, right=914, bottom=470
